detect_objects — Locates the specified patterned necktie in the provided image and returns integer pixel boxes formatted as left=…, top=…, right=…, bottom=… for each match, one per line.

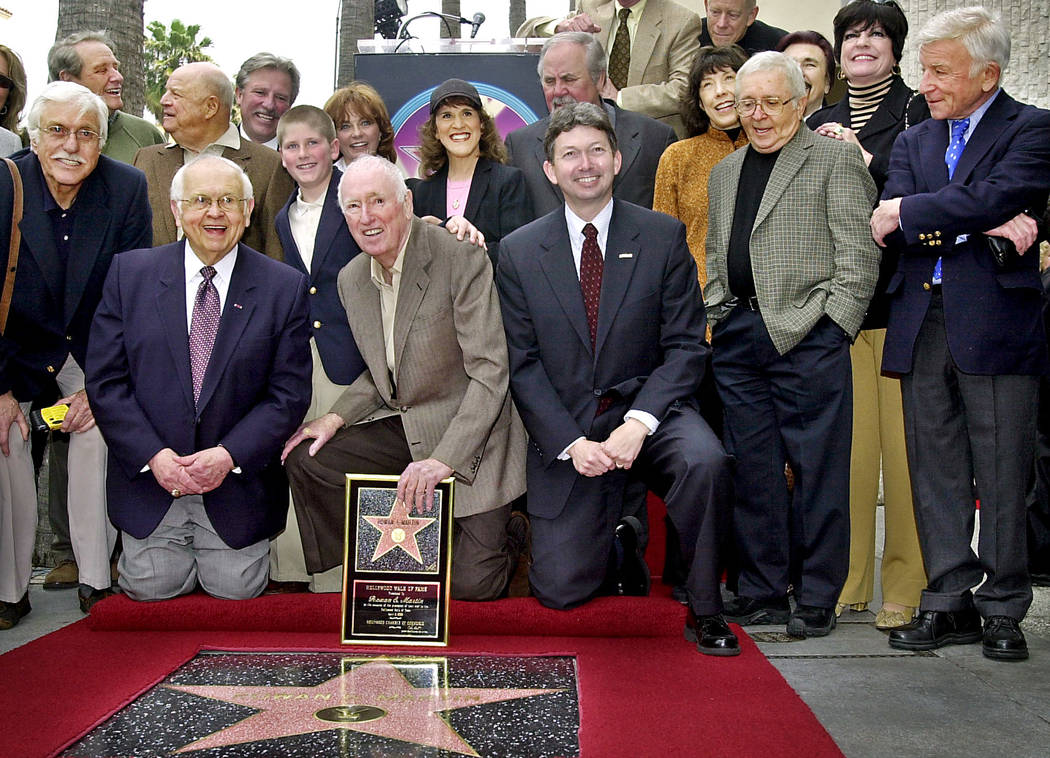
left=189, top=265, right=220, bottom=407
left=581, top=224, right=612, bottom=416
left=932, top=118, right=971, bottom=284
left=608, top=8, right=631, bottom=90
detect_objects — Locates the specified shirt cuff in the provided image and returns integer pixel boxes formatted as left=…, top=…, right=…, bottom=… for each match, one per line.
left=625, top=410, right=658, bottom=435
left=558, top=436, right=587, bottom=460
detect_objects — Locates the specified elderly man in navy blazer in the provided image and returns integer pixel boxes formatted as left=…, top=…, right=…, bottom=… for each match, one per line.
left=871, top=6, right=1050, bottom=661
left=86, top=155, right=311, bottom=602
left=0, top=82, right=152, bottom=629
left=497, top=102, right=737, bottom=655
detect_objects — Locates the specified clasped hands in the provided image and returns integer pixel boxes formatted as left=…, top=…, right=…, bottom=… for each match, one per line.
left=150, top=446, right=234, bottom=497
left=568, top=418, right=649, bottom=477
left=871, top=199, right=1038, bottom=252
left=0, top=388, right=94, bottom=457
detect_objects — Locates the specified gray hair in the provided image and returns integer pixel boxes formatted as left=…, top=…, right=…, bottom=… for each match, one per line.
left=27, top=81, right=109, bottom=147
left=537, top=32, right=608, bottom=84
left=170, top=155, right=253, bottom=203
left=543, top=101, right=617, bottom=161
left=917, top=5, right=1010, bottom=79
left=47, top=30, right=115, bottom=82
left=337, top=154, right=409, bottom=210
left=195, top=63, right=235, bottom=115
left=736, top=51, right=807, bottom=101
left=235, top=52, right=301, bottom=104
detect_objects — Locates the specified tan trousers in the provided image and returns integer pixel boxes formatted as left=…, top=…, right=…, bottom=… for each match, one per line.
left=269, top=338, right=347, bottom=591
left=0, top=356, right=115, bottom=602
left=839, top=329, right=926, bottom=608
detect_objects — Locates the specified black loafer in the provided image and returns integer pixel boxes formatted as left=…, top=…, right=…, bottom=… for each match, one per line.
left=0, top=591, right=31, bottom=630
left=78, top=584, right=117, bottom=614
left=982, top=616, right=1028, bottom=661
left=685, top=609, right=740, bottom=657
left=723, top=595, right=791, bottom=625
left=786, top=605, right=836, bottom=638
left=888, top=609, right=982, bottom=651
left=613, top=516, right=651, bottom=596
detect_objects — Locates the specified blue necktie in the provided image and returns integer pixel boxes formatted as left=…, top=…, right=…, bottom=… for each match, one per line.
left=932, top=118, right=970, bottom=285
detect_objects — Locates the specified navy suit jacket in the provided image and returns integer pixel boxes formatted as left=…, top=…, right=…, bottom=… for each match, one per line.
left=274, top=169, right=366, bottom=386
left=0, top=149, right=151, bottom=400
left=496, top=200, right=707, bottom=518
left=410, top=157, right=533, bottom=268
left=880, top=91, right=1050, bottom=376
left=85, top=242, right=312, bottom=549
left=505, top=102, right=676, bottom=217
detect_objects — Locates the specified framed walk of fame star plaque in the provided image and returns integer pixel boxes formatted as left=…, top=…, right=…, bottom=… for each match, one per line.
left=341, top=473, right=454, bottom=646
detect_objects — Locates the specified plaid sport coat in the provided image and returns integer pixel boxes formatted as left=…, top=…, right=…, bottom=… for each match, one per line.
left=704, top=125, right=880, bottom=355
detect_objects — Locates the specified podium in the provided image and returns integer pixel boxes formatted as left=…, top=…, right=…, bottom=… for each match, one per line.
left=355, top=39, right=548, bottom=180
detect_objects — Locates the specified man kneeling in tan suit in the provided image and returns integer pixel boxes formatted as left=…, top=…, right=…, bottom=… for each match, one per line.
left=283, top=155, right=527, bottom=600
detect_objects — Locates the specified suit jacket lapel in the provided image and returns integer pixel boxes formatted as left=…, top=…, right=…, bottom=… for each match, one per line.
left=346, top=268, right=392, bottom=399
left=426, top=164, right=450, bottom=218
left=16, top=158, right=65, bottom=306
left=596, top=202, right=639, bottom=356
left=612, top=105, right=642, bottom=195
left=155, top=243, right=195, bottom=415
left=311, top=174, right=345, bottom=277
left=274, top=196, right=305, bottom=272
left=155, top=146, right=183, bottom=244
left=196, top=244, right=256, bottom=415
left=629, top=7, right=660, bottom=84
left=462, top=159, right=490, bottom=221
left=754, top=128, right=811, bottom=230
left=920, top=118, right=950, bottom=190
left=64, top=172, right=111, bottom=325
left=392, top=219, right=431, bottom=386
left=952, top=91, right=1018, bottom=185
left=532, top=127, right=563, bottom=206
left=857, top=79, right=910, bottom=141
left=539, top=215, right=592, bottom=353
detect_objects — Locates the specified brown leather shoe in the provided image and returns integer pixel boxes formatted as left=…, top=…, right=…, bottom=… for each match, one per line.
left=0, top=591, right=31, bottom=630
left=43, top=560, right=79, bottom=590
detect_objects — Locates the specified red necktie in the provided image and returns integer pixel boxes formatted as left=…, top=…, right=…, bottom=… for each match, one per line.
left=580, top=223, right=612, bottom=416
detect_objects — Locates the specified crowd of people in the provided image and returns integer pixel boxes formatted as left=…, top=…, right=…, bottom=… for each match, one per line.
left=1, top=0, right=1048, bottom=666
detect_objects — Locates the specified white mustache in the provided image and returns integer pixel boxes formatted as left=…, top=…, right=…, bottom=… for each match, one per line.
left=551, top=95, right=579, bottom=109
left=49, top=151, right=86, bottom=165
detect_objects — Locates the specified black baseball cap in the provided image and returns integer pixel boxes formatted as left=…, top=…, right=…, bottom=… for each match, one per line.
left=429, top=78, right=483, bottom=113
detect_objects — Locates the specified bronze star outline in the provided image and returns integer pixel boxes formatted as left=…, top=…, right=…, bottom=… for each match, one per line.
left=363, top=497, right=435, bottom=564
left=165, top=659, right=562, bottom=756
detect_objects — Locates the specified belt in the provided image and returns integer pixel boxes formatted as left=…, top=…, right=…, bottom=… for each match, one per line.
left=734, top=295, right=761, bottom=312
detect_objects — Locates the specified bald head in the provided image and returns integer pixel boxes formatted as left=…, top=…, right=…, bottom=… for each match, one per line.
left=160, top=62, right=235, bottom=151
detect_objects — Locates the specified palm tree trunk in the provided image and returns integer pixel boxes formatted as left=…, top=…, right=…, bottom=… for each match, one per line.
left=509, top=0, right=527, bottom=36
left=337, top=0, right=375, bottom=86
left=441, top=0, right=461, bottom=39
left=57, top=0, right=146, bottom=117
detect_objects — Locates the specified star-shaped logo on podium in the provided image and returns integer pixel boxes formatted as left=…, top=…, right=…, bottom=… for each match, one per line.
left=363, top=498, right=435, bottom=563
left=166, top=659, right=561, bottom=756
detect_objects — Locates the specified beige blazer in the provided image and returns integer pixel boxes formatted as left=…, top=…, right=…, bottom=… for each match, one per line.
left=704, top=126, right=880, bottom=355
left=331, top=218, right=527, bottom=518
left=517, top=0, right=701, bottom=135
left=133, top=138, right=294, bottom=260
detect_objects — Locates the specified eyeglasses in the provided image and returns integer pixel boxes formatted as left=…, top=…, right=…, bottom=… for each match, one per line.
left=0, top=74, right=13, bottom=90
left=42, top=124, right=100, bottom=143
left=176, top=195, right=249, bottom=213
left=734, top=96, right=798, bottom=116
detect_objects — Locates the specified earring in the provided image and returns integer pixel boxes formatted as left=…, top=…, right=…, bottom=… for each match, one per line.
left=892, top=64, right=902, bottom=76
left=0, top=105, right=6, bottom=118
left=837, top=69, right=846, bottom=80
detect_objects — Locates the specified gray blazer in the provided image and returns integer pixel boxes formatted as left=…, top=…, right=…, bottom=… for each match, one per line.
left=704, top=126, right=880, bottom=354
left=331, top=218, right=527, bottom=518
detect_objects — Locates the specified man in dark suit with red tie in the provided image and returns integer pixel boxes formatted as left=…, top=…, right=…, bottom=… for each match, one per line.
left=871, top=6, right=1050, bottom=661
left=496, top=102, right=736, bottom=655
left=86, top=155, right=312, bottom=601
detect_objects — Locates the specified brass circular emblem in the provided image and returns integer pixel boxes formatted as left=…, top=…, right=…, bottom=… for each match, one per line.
left=391, top=527, right=406, bottom=543
left=315, top=705, right=387, bottom=723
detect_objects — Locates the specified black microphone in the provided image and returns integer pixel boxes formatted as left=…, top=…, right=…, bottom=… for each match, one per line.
left=469, top=12, right=485, bottom=38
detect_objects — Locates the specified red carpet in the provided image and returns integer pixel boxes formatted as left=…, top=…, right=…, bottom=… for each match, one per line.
left=1, top=591, right=844, bottom=758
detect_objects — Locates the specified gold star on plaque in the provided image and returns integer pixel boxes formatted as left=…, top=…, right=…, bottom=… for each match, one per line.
left=363, top=498, right=435, bottom=563
left=166, top=659, right=561, bottom=756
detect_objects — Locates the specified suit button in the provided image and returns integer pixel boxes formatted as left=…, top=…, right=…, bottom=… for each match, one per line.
left=46, top=365, right=55, bottom=373
left=313, top=320, right=322, bottom=329
left=923, top=282, right=931, bottom=291
left=593, top=389, right=602, bottom=397
left=309, top=286, right=317, bottom=295
left=935, top=240, right=942, bottom=246
left=400, top=406, right=411, bottom=413
left=934, top=230, right=941, bottom=238
left=65, top=335, right=72, bottom=341
left=919, top=233, right=927, bottom=241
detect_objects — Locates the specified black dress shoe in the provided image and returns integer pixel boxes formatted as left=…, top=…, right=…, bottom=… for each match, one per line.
left=263, top=580, right=310, bottom=595
left=888, top=609, right=982, bottom=651
left=613, top=516, right=650, bottom=596
left=982, top=616, right=1028, bottom=661
left=723, top=595, right=791, bottom=625
left=0, top=591, right=31, bottom=630
left=685, top=609, right=740, bottom=656
left=787, top=605, right=836, bottom=638
left=78, top=584, right=117, bottom=614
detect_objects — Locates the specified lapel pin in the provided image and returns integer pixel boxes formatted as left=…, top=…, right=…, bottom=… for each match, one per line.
left=233, top=303, right=243, bottom=309
left=618, top=253, right=634, bottom=259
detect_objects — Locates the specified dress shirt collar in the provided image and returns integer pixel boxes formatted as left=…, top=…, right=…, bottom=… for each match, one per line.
left=369, top=226, right=412, bottom=290
left=954, top=88, right=1000, bottom=143
left=180, top=122, right=241, bottom=159
left=239, top=124, right=278, bottom=150
left=564, top=198, right=614, bottom=275
left=184, top=239, right=238, bottom=293
left=293, top=187, right=325, bottom=215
